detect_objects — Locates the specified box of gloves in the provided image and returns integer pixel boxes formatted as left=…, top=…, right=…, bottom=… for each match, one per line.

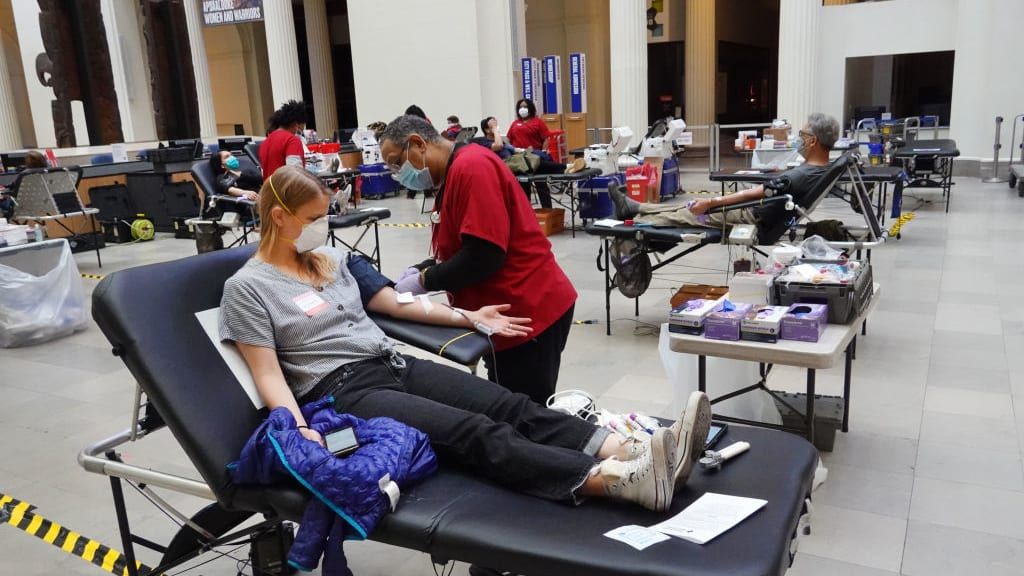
left=780, top=303, right=828, bottom=343
left=704, top=302, right=754, bottom=341
left=740, top=305, right=790, bottom=343
left=669, top=296, right=726, bottom=335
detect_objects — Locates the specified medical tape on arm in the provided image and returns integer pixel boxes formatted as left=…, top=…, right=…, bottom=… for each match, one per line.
left=418, top=294, right=434, bottom=314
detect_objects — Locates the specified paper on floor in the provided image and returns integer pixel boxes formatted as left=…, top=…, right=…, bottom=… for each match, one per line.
left=650, top=493, right=767, bottom=545
left=603, top=525, right=671, bottom=550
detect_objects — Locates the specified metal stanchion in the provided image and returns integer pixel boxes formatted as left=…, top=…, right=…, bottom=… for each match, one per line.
left=983, top=116, right=1007, bottom=183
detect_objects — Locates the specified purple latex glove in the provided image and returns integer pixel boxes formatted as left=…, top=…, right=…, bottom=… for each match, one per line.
left=394, top=268, right=426, bottom=295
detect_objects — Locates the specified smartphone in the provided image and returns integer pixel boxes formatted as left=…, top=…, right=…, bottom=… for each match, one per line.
left=705, top=423, right=727, bottom=449
left=324, top=427, right=359, bottom=458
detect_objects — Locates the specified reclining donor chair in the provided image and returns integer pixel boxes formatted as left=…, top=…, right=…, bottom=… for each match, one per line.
left=81, top=245, right=818, bottom=576
left=585, top=148, right=884, bottom=335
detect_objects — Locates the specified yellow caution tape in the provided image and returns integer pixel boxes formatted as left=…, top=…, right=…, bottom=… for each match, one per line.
left=81, top=273, right=105, bottom=281
left=1, top=494, right=159, bottom=576
left=380, top=222, right=430, bottom=228
left=888, top=212, right=916, bottom=237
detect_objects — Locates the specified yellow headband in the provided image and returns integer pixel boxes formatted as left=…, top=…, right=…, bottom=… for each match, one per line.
left=267, top=174, right=294, bottom=216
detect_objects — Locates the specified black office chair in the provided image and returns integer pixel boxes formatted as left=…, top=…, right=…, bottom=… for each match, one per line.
left=454, top=127, right=478, bottom=144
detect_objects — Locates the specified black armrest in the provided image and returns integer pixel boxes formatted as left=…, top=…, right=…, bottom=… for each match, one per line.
left=368, top=312, right=490, bottom=367
left=705, top=194, right=793, bottom=215
left=211, top=195, right=256, bottom=207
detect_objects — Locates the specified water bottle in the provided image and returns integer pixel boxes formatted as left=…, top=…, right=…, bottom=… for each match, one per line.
left=34, top=225, right=44, bottom=242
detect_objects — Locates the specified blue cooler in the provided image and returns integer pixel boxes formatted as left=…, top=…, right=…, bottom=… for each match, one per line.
left=660, top=158, right=679, bottom=199
left=578, top=174, right=624, bottom=220
left=358, top=163, right=400, bottom=198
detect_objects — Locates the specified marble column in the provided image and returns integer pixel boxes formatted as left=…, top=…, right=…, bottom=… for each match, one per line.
left=182, top=0, right=217, bottom=137
left=685, top=0, right=715, bottom=146
left=0, top=33, right=21, bottom=149
left=303, top=0, right=336, bottom=135
left=609, top=0, right=647, bottom=146
left=263, top=0, right=303, bottom=108
left=777, top=0, right=820, bottom=128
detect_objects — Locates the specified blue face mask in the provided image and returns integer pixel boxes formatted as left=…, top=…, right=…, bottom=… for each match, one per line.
left=393, top=144, right=434, bottom=191
left=225, top=156, right=240, bottom=171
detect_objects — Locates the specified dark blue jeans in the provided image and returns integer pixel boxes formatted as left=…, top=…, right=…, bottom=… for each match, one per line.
left=310, top=355, right=606, bottom=503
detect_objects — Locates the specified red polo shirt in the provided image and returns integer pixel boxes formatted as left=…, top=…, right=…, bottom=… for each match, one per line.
left=432, top=144, right=576, bottom=351
left=259, top=128, right=304, bottom=180
left=506, top=117, right=551, bottom=150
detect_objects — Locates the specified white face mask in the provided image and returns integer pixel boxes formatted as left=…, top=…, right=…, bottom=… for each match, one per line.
left=518, top=107, right=529, bottom=118
left=291, top=215, right=329, bottom=253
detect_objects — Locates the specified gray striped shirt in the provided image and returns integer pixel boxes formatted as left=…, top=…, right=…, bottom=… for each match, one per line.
left=218, top=248, right=396, bottom=398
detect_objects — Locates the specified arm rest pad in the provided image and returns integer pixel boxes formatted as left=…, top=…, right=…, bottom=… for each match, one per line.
left=369, top=312, right=490, bottom=367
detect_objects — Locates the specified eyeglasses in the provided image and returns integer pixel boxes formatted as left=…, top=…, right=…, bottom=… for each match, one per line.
left=798, top=129, right=815, bottom=139
left=385, top=142, right=410, bottom=173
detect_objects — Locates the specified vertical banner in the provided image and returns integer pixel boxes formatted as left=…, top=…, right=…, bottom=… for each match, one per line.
left=521, top=57, right=544, bottom=110
left=569, top=53, right=587, bottom=114
left=542, top=55, right=562, bottom=114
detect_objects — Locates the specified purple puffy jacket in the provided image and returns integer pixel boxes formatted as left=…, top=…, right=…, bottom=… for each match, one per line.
left=229, top=396, right=437, bottom=574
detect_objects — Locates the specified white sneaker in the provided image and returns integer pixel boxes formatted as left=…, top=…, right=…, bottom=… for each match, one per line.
left=618, top=436, right=650, bottom=460
left=670, top=392, right=712, bottom=491
left=600, top=427, right=676, bottom=512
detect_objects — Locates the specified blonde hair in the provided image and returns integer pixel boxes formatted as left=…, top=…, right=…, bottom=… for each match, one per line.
left=257, top=166, right=336, bottom=286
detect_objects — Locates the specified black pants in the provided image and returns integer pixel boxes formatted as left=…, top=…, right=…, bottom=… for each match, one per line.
left=313, top=353, right=605, bottom=503
left=484, top=304, right=574, bottom=405
left=519, top=160, right=565, bottom=209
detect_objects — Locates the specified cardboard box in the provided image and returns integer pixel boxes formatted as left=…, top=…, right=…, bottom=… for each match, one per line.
left=670, top=284, right=728, bottom=309
left=780, top=303, right=828, bottom=343
left=705, top=303, right=754, bottom=341
left=741, top=305, right=790, bottom=343
left=763, top=125, right=791, bottom=142
left=534, top=208, right=565, bottom=236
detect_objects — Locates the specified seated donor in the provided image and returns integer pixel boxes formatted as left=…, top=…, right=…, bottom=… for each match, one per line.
left=219, top=165, right=712, bottom=512
left=442, top=115, right=462, bottom=140
left=210, top=151, right=262, bottom=201
left=472, top=116, right=585, bottom=208
left=379, top=115, right=574, bottom=404
left=611, top=112, right=840, bottom=231
left=259, top=99, right=307, bottom=180
left=1, top=150, right=48, bottom=218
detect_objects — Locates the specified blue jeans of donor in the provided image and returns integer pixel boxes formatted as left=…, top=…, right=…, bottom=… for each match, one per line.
left=303, top=355, right=608, bottom=503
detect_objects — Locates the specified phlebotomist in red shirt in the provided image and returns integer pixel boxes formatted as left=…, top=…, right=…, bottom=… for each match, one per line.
left=259, top=100, right=307, bottom=180
left=379, top=114, right=578, bottom=404
left=506, top=98, right=551, bottom=151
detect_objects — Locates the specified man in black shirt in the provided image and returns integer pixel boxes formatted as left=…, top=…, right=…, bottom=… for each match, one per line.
left=611, top=113, right=839, bottom=231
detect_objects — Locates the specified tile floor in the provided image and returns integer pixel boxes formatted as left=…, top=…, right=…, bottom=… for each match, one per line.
left=1, top=174, right=1022, bottom=575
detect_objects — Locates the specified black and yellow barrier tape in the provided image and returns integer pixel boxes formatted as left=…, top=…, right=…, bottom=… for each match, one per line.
left=888, top=212, right=916, bottom=237
left=81, top=273, right=105, bottom=281
left=380, top=222, right=430, bottom=228
left=0, top=494, right=159, bottom=576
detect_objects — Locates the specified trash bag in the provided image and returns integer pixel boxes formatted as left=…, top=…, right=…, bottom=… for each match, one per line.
left=0, top=239, right=88, bottom=347
left=658, top=324, right=781, bottom=425
left=798, top=234, right=845, bottom=260
left=610, top=238, right=651, bottom=298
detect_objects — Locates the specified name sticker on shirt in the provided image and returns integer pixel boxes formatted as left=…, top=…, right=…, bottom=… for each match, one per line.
left=294, top=290, right=330, bottom=316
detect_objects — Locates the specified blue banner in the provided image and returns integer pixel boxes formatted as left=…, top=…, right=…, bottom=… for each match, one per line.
left=542, top=55, right=561, bottom=115
left=521, top=57, right=544, bottom=111
left=569, top=53, right=586, bottom=114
